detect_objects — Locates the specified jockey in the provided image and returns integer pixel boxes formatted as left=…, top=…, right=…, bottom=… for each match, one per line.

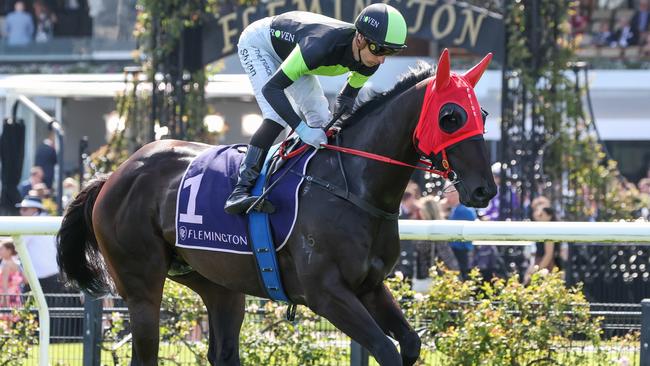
left=225, top=4, right=408, bottom=214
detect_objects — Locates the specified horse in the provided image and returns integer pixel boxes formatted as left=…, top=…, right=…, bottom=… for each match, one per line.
left=57, top=49, right=497, bottom=366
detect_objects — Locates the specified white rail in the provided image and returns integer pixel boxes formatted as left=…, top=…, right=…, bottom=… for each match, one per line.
left=398, top=220, right=650, bottom=242
left=1, top=216, right=649, bottom=365
left=2, top=216, right=649, bottom=242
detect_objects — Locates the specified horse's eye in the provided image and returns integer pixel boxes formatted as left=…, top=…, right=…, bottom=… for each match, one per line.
left=439, top=103, right=467, bottom=134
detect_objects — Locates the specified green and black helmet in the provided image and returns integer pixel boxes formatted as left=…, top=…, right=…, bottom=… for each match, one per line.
left=354, top=3, right=408, bottom=56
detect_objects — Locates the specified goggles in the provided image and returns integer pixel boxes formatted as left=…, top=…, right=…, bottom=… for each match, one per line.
left=367, top=40, right=405, bottom=56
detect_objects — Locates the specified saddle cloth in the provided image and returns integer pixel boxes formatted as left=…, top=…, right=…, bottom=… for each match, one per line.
left=175, top=144, right=316, bottom=254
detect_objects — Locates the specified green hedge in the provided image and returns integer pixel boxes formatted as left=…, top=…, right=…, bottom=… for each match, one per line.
left=3, top=268, right=637, bottom=365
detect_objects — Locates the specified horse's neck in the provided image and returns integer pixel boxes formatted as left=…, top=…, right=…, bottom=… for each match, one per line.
left=342, top=85, right=426, bottom=210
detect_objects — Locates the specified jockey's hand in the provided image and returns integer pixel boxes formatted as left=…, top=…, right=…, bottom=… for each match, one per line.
left=333, top=93, right=355, bottom=116
left=295, top=122, right=327, bottom=149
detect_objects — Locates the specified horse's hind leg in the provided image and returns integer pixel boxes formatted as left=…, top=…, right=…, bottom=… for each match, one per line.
left=170, top=271, right=245, bottom=366
left=126, top=285, right=165, bottom=366
left=360, top=284, right=421, bottom=366
left=95, top=230, right=170, bottom=366
left=119, top=256, right=167, bottom=366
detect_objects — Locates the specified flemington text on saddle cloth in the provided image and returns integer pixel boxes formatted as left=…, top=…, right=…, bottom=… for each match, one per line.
left=174, top=144, right=316, bottom=254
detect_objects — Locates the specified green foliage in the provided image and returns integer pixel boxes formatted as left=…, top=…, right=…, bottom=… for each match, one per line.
left=100, top=280, right=347, bottom=365
left=4, top=273, right=637, bottom=365
left=505, top=0, right=643, bottom=220
left=97, top=1, right=253, bottom=172
left=387, top=266, right=611, bottom=366
left=240, top=302, right=347, bottom=365
left=0, top=297, right=39, bottom=365
left=158, top=280, right=347, bottom=365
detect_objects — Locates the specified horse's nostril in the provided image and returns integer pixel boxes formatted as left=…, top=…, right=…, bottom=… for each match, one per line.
left=472, top=187, right=491, bottom=201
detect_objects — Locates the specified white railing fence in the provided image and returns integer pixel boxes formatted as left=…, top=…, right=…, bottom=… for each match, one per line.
left=2, top=216, right=650, bottom=366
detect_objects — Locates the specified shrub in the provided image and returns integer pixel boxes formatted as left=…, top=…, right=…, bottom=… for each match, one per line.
left=0, top=297, right=39, bottom=366
left=388, top=266, right=610, bottom=366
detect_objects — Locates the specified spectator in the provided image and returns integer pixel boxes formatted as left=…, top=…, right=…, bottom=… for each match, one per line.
left=480, top=162, right=503, bottom=221
left=394, top=181, right=423, bottom=281
left=417, top=195, right=459, bottom=272
left=571, top=3, right=591, bottom=35
left=474, top=175, right=508, bottom=280
left=2, top=1, right=33, bottom=46
left=594, top=21, right=614, bottom=46
left=442, top=184, right=478, bottom=280
left=639, top=177, right=650, bottom=195
left=480, top=162, right=521, bottom=220
left=631, top=0, right=650, bottom=38
left=18, top=166, right=44, bottom=198
left=524, top=205, right=562, bottom=284
left=16, top=194, right=80, bottom=338
left=399, top=180, right=422, bottom=218
left=30, top=183, right=58, bottom=214
left=35, top=124, right=57, bottom=189
left=30, top=182, right=51, bottom=199
left=527, top=195, right=551, bottom=220
left=642, top=32, right=650, bottom=55
left=33, top=0, right=55, bottom=43
left=61, top=177, right=79, bottom=209
left=16, top=195, right=64, bottom=295
left=609, top=15, right=638, bottom=47
left=0, top=240, right=24, bottom=310
left=471, top=243, right=506, bottom=281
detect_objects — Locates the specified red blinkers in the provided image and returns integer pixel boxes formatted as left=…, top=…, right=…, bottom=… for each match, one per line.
left=413, top=49, right=492, bottom=157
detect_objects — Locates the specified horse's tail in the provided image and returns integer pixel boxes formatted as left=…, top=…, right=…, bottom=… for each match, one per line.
left=56, top=176, right=112, bottom=296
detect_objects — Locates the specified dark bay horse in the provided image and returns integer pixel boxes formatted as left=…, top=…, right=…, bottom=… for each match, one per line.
left=57, top=49, right=497, bottom=366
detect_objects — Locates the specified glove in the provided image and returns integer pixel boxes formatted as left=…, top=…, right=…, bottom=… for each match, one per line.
left=295, top=122, right=327, bottom=149
left=333, top=93, right=355, bottom=116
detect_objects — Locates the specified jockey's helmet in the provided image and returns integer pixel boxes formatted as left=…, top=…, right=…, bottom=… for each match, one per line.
left=354, top=4, right=408, bottom=56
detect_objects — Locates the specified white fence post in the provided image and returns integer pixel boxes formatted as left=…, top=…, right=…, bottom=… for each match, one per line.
left=13, top=235, right=49, bottom=366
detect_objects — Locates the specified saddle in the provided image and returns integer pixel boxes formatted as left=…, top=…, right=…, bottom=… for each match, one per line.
left=175, top=142, right=318, bottom=305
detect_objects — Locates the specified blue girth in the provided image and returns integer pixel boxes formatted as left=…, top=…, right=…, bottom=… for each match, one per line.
left=248, top=145, right=290, bottom=303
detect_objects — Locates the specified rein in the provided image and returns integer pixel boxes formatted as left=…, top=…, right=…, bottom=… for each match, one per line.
left=279, top=130, right=453, bottom=180
left=321, top=143, right=451, bottom=179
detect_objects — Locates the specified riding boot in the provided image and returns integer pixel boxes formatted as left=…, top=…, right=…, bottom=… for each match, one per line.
left=224, top=145, right=275, bottom=214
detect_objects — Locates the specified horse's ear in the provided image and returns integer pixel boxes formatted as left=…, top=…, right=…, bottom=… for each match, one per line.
left=463, top=53, right=493, bottom=88
left=434, top=48, right=451, bottom=92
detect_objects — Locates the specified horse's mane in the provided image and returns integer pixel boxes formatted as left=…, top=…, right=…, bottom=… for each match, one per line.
left=340, top=61, right=434, bottom=129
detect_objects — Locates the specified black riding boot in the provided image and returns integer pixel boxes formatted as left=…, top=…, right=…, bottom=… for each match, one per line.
left=224, top=145, right=275, bottom=214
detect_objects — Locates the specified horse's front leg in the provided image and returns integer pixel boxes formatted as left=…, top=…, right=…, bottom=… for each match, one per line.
left=360, top=284, right=421, bottom=366
left=303, top=268, right=403, bottom=366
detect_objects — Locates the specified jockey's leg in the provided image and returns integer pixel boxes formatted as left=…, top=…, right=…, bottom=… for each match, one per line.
left=227, top=25, right=288, bottom=215
left=224, top=119, right=284, bottom=214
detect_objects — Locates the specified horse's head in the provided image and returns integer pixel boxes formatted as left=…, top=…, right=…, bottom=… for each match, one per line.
left=413, top=49, right=497, bottom=208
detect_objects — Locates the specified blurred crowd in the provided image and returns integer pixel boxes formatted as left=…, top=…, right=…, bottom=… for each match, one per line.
left=572, top=0, right=650, bottom=57
left=396, top=160, right=650, bottom=292
left=0, top=120, right=81, bottom=331
left=0, top=0, right=91, bottom=46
